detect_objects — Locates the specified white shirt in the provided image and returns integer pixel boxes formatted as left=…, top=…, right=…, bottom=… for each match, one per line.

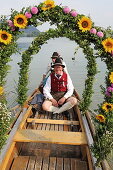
left=43, top=72, right=74, bottom=100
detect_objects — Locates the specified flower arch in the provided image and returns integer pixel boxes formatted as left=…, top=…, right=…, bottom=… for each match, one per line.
left=0, top=0, right=113, bottom=164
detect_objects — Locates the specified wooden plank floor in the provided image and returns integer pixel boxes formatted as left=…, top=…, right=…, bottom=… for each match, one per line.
left=10, top=156, right=88, bottom=170
left=20, top=111, right=81, bottom=158
left=10, top=110, right=88, bottom=169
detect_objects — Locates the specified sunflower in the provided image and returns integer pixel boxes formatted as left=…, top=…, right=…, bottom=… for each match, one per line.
left=0, top=30, right=12, bottom=45
left=0, top=86, right=4, bottom=95
left=78, top=16, right=92, bottom=32
left=14, top=14, right=28, bottom=29
left=109, top=72, right=113, bottom=83
left=102, top=38, right=113, bottom=53
left=41, top=0, right=55, bottom=11
left=96, top=114, right=106, bottom=123
left=102, top=102, right=113, bottom=112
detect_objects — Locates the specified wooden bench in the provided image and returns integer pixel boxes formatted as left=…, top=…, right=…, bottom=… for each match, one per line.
left=14, top=129, right=87, bottom=145
left=27, top=118, right=79, bottom=125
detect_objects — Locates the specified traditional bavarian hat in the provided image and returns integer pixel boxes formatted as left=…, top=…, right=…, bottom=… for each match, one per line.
left=51, top=52, right=64, bottom=60
left=51, top=52, right=60, bottom=59
left=52, top=58, right=65, bottom=68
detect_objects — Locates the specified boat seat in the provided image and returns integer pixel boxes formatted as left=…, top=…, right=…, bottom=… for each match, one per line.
left=27, top=118, right=79, bottom=125
left=14, top=129, right=87, bottom=145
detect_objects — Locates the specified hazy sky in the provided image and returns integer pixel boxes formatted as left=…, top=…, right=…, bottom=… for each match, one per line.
left=1, top=0, right=113, bottom=31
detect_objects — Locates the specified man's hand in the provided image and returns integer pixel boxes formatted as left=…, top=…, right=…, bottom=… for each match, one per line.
left=50, top=98, right=58, bottom=107
left=34, top=88, right=38, bottom=92
left=58, top=97, right=66, bottom=106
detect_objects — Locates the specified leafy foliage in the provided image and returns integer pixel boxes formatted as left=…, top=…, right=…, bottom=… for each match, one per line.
left=0, top=103, right=11, bottom=150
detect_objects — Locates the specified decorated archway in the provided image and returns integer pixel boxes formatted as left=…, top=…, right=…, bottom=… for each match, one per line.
left=0, top=0, right=113, bottom=165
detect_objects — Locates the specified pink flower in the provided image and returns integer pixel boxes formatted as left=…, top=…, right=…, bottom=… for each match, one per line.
left=107, top=87, right=113, bottom=92
left=105, top=91, right=111, bottom=97
left=97, top=31, right=104, bottom=38
left=105, top=85, right=113, bottom=97
left=90, top=28, right=97, bottom=34
left=25, top=12, right=32, bottom=18
left=70, top=10, right=78, bottom=17
left=11, top=26, right=15, bottom=31
left=111, top=84, right=113, bottom=87
left=31, top=7, right=38, bottom=14
left=7, top=20, right=15, bottom=31
left=63, top=7, right=71, bottom=14
left=111, top=88, right=113, bottom=92
left=111, top=50, right=113, bottom=56
left=7, top=20, right=14, bottom=27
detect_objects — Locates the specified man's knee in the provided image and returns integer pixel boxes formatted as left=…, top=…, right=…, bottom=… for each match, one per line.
left=42, top=101, right=51, bottom=111
left=42, top=102, right=48, bottom=111
left=68, top=97, right=77, bottom=105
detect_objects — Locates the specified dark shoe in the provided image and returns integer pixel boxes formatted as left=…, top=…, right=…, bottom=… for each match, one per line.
left=70, top=124, right=74, bottom=131
left=51, top=113, right=63, bottom=120
left=57, top=114, right=63, bottom=120
left=52, top=113, right=57, bottom=120
left=31, top=108, right=37, bottom=118
left=63, top=111, right=70, bottom=120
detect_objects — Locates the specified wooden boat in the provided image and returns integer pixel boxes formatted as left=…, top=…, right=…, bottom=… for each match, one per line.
left=0, top=88, right=110, bottom=170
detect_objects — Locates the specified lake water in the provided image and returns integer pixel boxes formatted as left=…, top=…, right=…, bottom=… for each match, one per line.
left=6, top=37, right=107, bottom=110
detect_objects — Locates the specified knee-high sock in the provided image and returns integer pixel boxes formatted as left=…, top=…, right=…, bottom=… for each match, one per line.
left=48, top=106, right=59, bottom=112
left=53, top=101, right=74, bottom=114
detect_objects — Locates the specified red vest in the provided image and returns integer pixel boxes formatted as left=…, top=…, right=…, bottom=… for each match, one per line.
left=51, top=72, right=67, bottom=92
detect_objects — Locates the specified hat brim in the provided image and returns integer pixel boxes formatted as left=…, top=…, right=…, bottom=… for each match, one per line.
left=52, top=63, right=65, bottom=68
left=51, top=56, right=58, bottom=59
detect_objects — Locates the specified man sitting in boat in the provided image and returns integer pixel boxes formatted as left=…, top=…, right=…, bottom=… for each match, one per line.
left=42, top=57, right=77, bottom=118
left=30, top=53, right=69, bottom=116
left=42, top=51, right=68, bottom=86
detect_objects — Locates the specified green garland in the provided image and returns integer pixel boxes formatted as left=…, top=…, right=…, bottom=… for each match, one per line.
left=0, top=103, right=12, bottom=150
left=17, top=27, right=97, bottom=108
left=0, top=0, right=113, bottom=165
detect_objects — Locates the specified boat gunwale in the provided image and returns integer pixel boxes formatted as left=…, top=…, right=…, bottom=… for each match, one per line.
left=0, top=106, right=32, bottom=170
left=0, top=87, right=111, bottom=170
